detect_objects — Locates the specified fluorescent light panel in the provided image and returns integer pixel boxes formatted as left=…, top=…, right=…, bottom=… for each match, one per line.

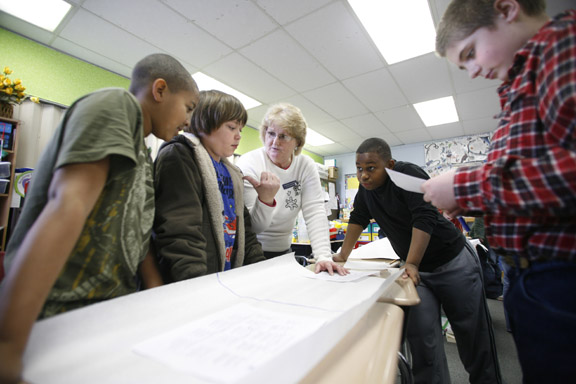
left=192, top=72, right=261, bottom=110
left=0, top=0, right=71, bottom=32
left=414, top=96, right=459, bottom=127
left=306, top=128, right=334, bottom=147
left=348, top=0, right=436, bottom=65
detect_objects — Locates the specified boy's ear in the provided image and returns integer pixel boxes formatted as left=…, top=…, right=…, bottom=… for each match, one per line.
left=494, top=0, right=519, bottom=22
left=386, top=159, right=395, bottom=169
left=151, top=79, right=168, bottom=102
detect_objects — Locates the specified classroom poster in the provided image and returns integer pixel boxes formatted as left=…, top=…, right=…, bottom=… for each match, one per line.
left=424, top=134, right=491, bottom=176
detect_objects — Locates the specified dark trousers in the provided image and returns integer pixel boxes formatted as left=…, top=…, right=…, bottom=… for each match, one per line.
left=505, top=261, right=576, bottom=383
left=407, top=243, right=502, bottom=384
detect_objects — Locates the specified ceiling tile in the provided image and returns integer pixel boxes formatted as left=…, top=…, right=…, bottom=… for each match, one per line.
left=380, top=135, right=403, bottom=147
left=279, top=95, right=336, bottom=129
left=246, top=103, right=270, bottom=129
left=426, top=121, right=465, bottom=140
left=306, top=142, right=353, bottom=156
left=81, top=0, right=232, bottom=68
left=7, top=0, right=571, bottom=160
left=240, top=29, right=335, bottom=93
left=303, top=82, right=368, bottom=120
left=285, top=1, right=384, bottom=79
left=388, top=53, right=452, bottom=103
left=202, top=53, right=296, bottom=104
left=341, top=113, right=392, bottom=138
left=256, top=0, right=333, bottom=25
left=0, top=14, right=55, bottom=46
left=313, top=120, right=362, bottom=142
left=375, top=105, right=424, bottom=133
left=394, top=128, right=433, bottom=144
left=58, top=9, right=160, bottom=68
left=343, top=68, right=408, bottom=112
left=165, top=0, right=278, bottom=49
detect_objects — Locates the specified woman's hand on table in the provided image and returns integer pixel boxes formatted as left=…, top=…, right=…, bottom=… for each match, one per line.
left=314, top=259, right=349, bottom=276
left=243, top=172, right=280, bottom=205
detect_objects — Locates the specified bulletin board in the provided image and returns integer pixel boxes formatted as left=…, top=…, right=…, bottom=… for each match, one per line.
left=345, top=174, right=359, bottom=209
left=424, top=134, right=491, bottom=176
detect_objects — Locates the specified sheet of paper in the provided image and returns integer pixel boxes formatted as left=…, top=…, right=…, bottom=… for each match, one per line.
left=301, top=269, right=378, bottom=282
left=385, top=168, right=425, bottom=194
left=348, top=237, right=399, bottom=260
left=133, top=303, right=325, bottom=384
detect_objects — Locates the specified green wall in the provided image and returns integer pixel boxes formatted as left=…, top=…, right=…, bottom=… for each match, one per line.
left=0, top=28, right=130, bottom=106
left=1, top=28, right=323, bottom=162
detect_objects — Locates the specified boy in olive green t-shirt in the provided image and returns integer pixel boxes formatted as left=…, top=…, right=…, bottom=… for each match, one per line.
left=0, top=53, right=199, bottom=384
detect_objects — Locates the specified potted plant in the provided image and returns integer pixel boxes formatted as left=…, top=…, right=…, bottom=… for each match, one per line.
left=0, top=66, right=39, bottom=118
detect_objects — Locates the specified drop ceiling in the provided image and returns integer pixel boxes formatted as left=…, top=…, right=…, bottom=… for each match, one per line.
left=0, top=0, right=570, bottom=156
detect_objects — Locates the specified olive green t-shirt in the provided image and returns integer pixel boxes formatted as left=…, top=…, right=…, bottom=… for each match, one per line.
left=4, top=88, right=154, bottom=318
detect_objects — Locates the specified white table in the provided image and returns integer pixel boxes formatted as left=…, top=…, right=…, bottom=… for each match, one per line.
left=23, top=255, right=405, bottom=384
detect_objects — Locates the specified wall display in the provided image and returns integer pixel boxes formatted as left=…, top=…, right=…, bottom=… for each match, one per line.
left=424, top=134, right=491, bottom=176
left=345, top=174, right=359, bottom=210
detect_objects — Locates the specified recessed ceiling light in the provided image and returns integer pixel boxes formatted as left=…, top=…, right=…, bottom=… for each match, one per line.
left=306, top=128, right=334, bottom=147
left=0, top=0, right=71, bottom=32
left=192, top=72, right=261, bottom=110
left=414, top=96, right=459, bottom=127
left=348, top=0, right=436, bottom=64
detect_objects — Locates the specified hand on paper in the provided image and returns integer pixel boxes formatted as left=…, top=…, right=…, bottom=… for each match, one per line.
left=402, top=263, right=421, bottom=286
left=421, top=170, right=463, bottom=217
left=314, top=259, right=349, bottom=276
left=243, top=172, right=280, bottom=206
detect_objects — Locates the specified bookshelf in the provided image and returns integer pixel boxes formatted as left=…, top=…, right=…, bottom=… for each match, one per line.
left=0, top=116, right=19, bottom=251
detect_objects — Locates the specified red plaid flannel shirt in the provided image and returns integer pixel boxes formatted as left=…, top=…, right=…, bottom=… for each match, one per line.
left=454, top=10, right=576, bottom=265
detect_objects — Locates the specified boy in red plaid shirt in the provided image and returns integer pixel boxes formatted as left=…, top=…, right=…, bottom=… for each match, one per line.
left=425, top=1, right=576, bottom=382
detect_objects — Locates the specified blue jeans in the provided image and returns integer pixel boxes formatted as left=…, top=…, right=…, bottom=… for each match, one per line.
left=505, top=261, right=576, bottom=383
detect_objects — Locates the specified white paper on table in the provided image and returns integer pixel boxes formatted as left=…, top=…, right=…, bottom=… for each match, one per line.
left=133, top=303, right=325, bottom=384
left=385, top=168, right=425, bottom=194
left=301, top=268, right=378, bottom=282
left=348, top=237, right=399, bottom=260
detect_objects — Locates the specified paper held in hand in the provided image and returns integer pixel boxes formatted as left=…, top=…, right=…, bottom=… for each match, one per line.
left=385, top=168, right=425, bottom=194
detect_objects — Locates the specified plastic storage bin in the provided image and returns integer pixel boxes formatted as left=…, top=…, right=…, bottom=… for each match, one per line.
left=0, top=162, right=10, bottom=178
left=0, top=179, right=8, bottom=194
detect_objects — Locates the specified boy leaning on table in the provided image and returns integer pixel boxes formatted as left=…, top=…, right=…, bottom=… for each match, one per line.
left=0, top=53, right=200, bottom=384
left=423, top=0, right=576, bottom=382
left=333, top=138, right=501, bottom=384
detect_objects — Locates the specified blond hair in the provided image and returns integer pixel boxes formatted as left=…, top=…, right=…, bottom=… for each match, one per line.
left=259, top=103, right=307, bottom=156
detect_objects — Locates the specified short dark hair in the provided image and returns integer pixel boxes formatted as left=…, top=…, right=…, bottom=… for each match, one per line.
left=187, top=90, right=247, bottom=136
left=436, top=0, right=546, bottom=57
left=356, top=138, right=392, bottom=161
left=129, top=53, right=198, bottom=95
